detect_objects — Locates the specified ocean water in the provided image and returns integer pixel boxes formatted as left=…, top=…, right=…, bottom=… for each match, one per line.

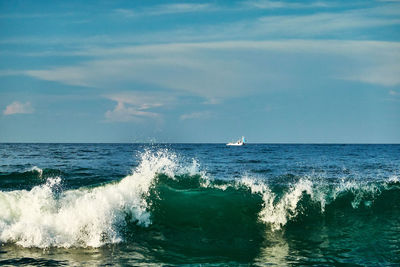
left=0, top=143, right=399, bottom=266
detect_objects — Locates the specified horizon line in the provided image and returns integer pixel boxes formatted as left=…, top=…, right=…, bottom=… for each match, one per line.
left=0, top=142, right=399, bottom=145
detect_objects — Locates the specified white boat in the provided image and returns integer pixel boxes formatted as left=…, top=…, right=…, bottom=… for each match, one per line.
left=227, top=136, right=246, bottom=146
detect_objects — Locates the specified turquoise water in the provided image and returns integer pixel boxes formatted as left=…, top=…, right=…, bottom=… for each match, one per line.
left=0, top=144, right=399, bottom=266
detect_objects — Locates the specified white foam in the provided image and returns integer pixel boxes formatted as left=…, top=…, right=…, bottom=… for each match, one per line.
left=261, top=179, right=314, bottom=230
left=236, top=176, right=314, bottom=230
left=0, top=149, right=178, bottom=248
left=387, top=175, right=399, bottom=183
left=238, top=175, right=385, bottom=230
left=29, top=166, right=43, bottom=178
left=332, top=180, right=380, bottom=208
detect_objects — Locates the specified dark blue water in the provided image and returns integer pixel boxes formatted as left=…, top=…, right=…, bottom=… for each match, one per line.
left=0, top=143, right=399, bottom=266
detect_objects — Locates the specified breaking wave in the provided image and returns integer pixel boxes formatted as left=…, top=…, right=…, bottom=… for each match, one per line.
left=0, top=149, right=399, bottom=249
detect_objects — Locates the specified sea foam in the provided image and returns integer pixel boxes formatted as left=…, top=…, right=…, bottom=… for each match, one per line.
left=29, top=166, right=43, bottom=178
left=0, top=149, right=396, bottom=248
left=237, top=175, right=390, bottom=230
left=0, top=150, right=177, bottom=248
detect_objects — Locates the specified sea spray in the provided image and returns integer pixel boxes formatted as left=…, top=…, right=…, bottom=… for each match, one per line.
left=0, top=149, right=178, bottom=248
left=0, top=144, right=399, bottom=265
left=236, top=175, right=398, bottom=230
left=0, top=148, right=399, bottom=252
left=29, top=166, right=43, bottom=179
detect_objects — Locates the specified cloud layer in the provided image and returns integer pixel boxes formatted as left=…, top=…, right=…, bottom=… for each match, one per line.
left=0, top=0, right=399, bottom=142
left=20, top=40, right=400, bottom=100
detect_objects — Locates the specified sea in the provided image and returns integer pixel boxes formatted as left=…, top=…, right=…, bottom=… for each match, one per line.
left=0, top=143, right=399, bottom=266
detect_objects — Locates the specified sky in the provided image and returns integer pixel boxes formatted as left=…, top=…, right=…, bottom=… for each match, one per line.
left=0, top=0, right=399, bottom=143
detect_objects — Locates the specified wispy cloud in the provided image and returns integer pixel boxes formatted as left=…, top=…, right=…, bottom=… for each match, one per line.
left=3, top=101, right=34, bottom=115
left=244, top=0, right=331, bottom=9
left=246, top=6, right=400, bottom=38
left=148, top=3, right=214, bottom=15
left=2, top=3, right=399, bottom=48
left=14, top=40, right=400, bottom=96
left=104, top=92, right=173, bottom=122
left=105, top=101, right=159, bottom=122
left=389, top=90, right=399, bottom=96
left=344, top=64, right=400, bottom=86
left=25, top=67, right=91, bottom=87
left=110, top=3, right=400, bottom=41
left=113, top=3, right=214, bottom=18
left=203, top=98, right=221, bottom=105
left=114, top=9, right=135, bottom=18
left=180, top=111, right=213, bottom=120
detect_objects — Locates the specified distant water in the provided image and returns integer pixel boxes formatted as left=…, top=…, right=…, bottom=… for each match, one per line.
left=0, top=143, right=399, bottom=266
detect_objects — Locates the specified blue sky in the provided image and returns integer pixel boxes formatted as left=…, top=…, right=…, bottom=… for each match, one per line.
left=0, top=0, right=399, bottom=143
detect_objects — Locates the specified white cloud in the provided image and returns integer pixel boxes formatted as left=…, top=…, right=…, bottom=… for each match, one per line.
left=18, top=40, right=400, bottom=96
left=202, top=98, right=221, bottom=105
left=244, top=0, right=330, bottom=9
left=105, top=101, right=159, bottom=122
left=344, top=64, right=400, bottom=86
left=149, top=3, right=214, bottom=15
left=26, top=66, right=90, bottom=87
left=113, top=3, right=214, bottom=18
left=250, top=10, right=400, bottom=38
left=114, top=9, right=135, bottom=18
left=1, top=3, right=399, bottom=48
left=104, top=92, right=174, bottom=122
left=3, top=101, right=34, bottom=115
left=180, top=111, right=212, bottom=120
left=205, top=4, right=400, bottom=40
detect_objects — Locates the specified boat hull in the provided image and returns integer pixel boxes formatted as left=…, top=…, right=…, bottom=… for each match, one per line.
left=226, top=136, right=246, bottom=146
left=226, top=143, right=244, bottom=146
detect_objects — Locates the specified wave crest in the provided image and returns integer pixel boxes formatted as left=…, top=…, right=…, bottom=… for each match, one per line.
left=0, top=149, right=177, bottom=248
left=0, top=149, right=398, bottom=249
left=238, top=175, right=398, bottom=230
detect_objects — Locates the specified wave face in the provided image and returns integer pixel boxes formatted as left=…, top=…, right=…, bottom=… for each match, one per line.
left=0, top=150, right=176, bottom=248
left=0, top=144, right=399, bottom=265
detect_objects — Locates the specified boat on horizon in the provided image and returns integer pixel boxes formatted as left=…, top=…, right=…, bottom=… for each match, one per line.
left=227, top=136, right=246, bottom=146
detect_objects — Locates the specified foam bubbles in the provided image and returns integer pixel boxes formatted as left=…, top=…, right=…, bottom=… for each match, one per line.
left=0, top=149, right=394, bottom=247
left=0, top=149, right=178, bottom=248
left=387, top=175, right=399, bottom=183
left=238, top=176, right=387, bottom=230
left=242, top=178, right=314, bottom=230
left=29, top=166, right=43, bottom=178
